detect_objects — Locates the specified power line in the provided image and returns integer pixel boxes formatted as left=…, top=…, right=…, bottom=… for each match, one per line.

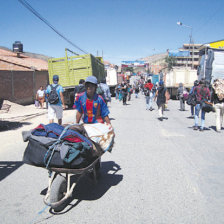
left=18, top=0, right=88, bottom=54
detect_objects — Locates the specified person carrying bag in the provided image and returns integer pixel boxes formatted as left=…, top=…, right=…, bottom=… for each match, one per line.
left=193, top=79, right=211, bottom=131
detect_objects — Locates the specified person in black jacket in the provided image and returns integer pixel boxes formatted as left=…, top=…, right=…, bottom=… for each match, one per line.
left=121, top=81, right=128, bottom=105
left=73, top=79, right=85, bottom=109
left=211, top=79, right=224, bottom=133
left=154, top=80, right=169, bottom=121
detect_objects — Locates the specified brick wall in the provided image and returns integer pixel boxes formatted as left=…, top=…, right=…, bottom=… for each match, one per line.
left=0, top=70, right=49, bottom=105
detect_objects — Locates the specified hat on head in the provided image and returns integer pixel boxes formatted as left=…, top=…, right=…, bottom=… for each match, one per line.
left=194, top=80, right=199, bottom=86
left=53, top=75, right=59, bottom=83
left=85, top=76, right=98, bottom=85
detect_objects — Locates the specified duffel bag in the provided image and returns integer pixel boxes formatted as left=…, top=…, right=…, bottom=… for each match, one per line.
left=23, top=138, right=93, bottom=169
left=187, top=93, right=197, bottom=106
left=201, top=101, right=215, bottom=113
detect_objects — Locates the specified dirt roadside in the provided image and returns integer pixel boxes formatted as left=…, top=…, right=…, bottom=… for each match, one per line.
left=0, top=101, right=48, bottom=131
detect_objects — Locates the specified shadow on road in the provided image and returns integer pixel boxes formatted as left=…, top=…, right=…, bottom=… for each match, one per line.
left=186, top=116, right=194, bottom=119
left=0, top=161, right=24, bottom=181
left=48, top=161, right=123, bottom=215
left=0, top=121, right=31, bottom=132
left=209, top=126, right=224, bottom=132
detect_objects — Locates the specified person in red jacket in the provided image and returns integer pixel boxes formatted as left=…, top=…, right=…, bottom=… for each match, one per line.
left=144, top=79, right=154, bottom=110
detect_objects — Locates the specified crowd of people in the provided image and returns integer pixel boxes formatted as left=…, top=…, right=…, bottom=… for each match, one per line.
left=39, top=73, right=224, bottom=134
left=113, top=74, right=224, bottom=133
left=177, top=78, right=224, bottom=132
left=114, top=76, right=169, bottom=121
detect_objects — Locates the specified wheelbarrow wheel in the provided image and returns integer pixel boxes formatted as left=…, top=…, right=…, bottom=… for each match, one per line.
left=50, top=174, right=67, bottom=212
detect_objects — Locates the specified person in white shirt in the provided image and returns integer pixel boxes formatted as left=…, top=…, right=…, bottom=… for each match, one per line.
left=36, top=86, right=45, bottom=109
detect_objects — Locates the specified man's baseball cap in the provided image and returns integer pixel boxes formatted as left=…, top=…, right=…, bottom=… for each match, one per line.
left=53, top=75, right=59, bottom=81
left=85, top=76, right=98, bottom=85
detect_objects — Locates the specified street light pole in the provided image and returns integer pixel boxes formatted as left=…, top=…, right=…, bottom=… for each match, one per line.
left=177, top=21, right=194, bottom=69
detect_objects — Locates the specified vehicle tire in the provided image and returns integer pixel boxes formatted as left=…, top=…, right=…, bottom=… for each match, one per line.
left=50, top=174, right=67, bottom=212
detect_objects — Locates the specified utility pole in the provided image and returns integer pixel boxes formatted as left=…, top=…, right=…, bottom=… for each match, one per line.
left=177, top=21, right=194, bottom=69
left=189, top=28, right=194, bottom=69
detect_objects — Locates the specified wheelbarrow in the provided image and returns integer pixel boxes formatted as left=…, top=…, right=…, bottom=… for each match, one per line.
left=43, top=155, right=102, bottom=212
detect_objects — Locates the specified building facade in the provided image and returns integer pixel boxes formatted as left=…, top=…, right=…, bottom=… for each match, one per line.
left=169, top=43, right=202, bottom=69
left=0, top=47, right=49, bottom=105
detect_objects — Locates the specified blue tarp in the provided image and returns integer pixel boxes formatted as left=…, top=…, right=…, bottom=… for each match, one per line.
left=169, top=51, right=190, bottom=57
left=152, top=75, right=159, bottom=84
left=121, top=60, right=146, bottom=65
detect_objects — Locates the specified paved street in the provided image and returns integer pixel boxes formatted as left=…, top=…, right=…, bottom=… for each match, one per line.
left=0, top=95, right=224, bottom=224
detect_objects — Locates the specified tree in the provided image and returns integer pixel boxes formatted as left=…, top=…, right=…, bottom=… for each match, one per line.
left=122, top=67, right=133, bottom=73
left=165, top=56, right=177, bottom=71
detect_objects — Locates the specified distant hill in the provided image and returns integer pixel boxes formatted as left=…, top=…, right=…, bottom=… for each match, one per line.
left=140, top=52, right=167, bottom=64
left=22, top=52, right=50, bottom=62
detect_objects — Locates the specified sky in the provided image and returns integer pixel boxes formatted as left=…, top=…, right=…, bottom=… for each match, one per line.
left=1, top=0, right=224, bottom=65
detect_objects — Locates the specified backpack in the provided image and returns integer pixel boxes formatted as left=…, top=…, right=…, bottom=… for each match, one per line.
left=186, top=92, right=196, bottom=106
left=144, top=87, right=150, bottom=96
left=48, top=84, right=59, bottom=104
left=183, top=90, right=189, bottom=100
left=96, top=84, right=104, bottom=96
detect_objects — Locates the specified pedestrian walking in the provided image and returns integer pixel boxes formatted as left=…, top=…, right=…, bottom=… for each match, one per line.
left=211, top=79, right=224, bottom=133
left=144, top=79, right=153, bottom=110
left=127, top=83, right=133, bottom=101
left=154, top=80, right=168, bottom=121
left=189, top=80, right=199, bottom=117
left=177, top=83, right=187, bottom=111
left=99, top=78, right=111, bottom=105
left=36, top=86, right=45, bottom=109
left=121, top=81, right=128, bottom=105
left=193, top=79, right=211, bottom=131
left=46, top=75, right=65, bottom=125
left=135, top=85, right=140, bottom=98
left=119, top=88, right=123, bottom=101
left=115, top=84, right=120, bottom=100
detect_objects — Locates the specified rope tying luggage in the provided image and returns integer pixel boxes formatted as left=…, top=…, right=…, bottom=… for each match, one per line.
left=44, top=124, right=73, bottom=169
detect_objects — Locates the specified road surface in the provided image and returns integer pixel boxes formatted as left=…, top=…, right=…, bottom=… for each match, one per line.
left=0, top=94, right=224, bottom=224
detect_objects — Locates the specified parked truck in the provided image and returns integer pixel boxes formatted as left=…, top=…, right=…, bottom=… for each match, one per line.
left=106, top=67, right=118, bottom=96
left=48, top=49, right=105, bottom=107
left=165, top=68, right=197, bottom=99
left=198, top=40, right=224, bottom=83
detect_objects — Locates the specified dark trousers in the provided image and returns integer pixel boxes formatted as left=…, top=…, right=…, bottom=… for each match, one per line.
left=180, top=97, right=185, bottom=110
left=123, top=93, right=127, bottom=105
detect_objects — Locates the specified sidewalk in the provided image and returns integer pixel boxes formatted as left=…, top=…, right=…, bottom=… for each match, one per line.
left=0, top=100, right=47, bottom=122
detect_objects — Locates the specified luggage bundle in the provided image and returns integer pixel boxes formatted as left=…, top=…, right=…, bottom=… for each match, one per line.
left=22, top=123, right=115, bottom=169
left=187, top=93, right=197, bottom=106
left=183, top=90, right=189, bottom=101
left=212, top=79, right=224, bottom=101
